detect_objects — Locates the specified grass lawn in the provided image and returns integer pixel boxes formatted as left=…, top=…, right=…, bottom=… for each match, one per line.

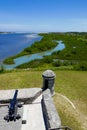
left=0, top=70, right=87, bottom=130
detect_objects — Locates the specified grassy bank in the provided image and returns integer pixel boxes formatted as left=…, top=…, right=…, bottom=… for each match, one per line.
left=0, top=70, right=87, bottom=130
left=16, top=57, right=87, bottom=71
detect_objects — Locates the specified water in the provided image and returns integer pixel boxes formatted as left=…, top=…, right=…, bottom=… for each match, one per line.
left=0, top=33, right=41, bottom=62
left=4, top=40, right=65, bottom=69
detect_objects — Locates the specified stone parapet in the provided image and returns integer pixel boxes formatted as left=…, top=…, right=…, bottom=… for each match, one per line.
left=42, top=89, right=61, bottom=130
left=0, top=88, right=42, bottom=104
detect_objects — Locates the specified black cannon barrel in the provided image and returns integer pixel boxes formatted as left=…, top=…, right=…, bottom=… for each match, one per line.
left=4, top=90, right=22, bottom=122
left=9, top=90, right=18, bottom=110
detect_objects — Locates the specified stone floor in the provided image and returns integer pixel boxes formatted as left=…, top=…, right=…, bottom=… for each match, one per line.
left=0, top=105, right=23, bottom=130
left=21, top=95, right=46, bottom=130
left=0, top=94, right=46, bottom=130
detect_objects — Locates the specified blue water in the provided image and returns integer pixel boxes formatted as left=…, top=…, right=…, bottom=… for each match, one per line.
left=4, top=40, right=65, bottom=69
left=0, top=33, right=41, bottom=62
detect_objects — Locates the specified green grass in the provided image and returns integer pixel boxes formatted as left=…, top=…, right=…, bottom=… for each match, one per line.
left=0, top=70, right=87, bottom=130
left=0, top=70, right=42, bottom=90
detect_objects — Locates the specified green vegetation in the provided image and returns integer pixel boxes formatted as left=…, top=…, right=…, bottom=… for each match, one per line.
left=3, top=56, right=15, bottom=64
left=16, top=56, right=87, bottom=71
left=3, top=34, right=58, bottom=64
left=1, top=32, right=87, bottom=129
left=15, top=32, right=87, bottom=70
left=0, top=70, right=87, bottom=130
left=39, top=32, right=87, bottom=61
left=74, top=61, right=87, bottom=71
left=3, top=32, right=87, bottom=71
left=16, top=56, right=53, bottom=69
left=0, top=65, right=5, bottom=73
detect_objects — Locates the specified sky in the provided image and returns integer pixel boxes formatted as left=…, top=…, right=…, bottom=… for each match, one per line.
left=0, top=0, right=87, bottom=32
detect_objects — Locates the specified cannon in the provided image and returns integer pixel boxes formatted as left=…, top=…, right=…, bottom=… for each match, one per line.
left=4, top=90, right=22, bottom=122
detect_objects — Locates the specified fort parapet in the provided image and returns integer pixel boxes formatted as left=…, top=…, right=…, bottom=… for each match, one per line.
left=0, top=70, right=71, bottom=130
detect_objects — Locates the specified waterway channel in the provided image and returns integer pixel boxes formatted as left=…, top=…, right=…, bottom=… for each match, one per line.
left=4, top=40, right=65, bottom=69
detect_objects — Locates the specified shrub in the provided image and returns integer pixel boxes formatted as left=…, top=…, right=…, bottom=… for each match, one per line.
left=42, top=56, right=53, bottom=63
left=74, top=61, right=87, bottom=71
left=52, top=60, right=62, bottom=67
left=63, top=60, right=70, bottom=66
left=0, top=65, right=5, bottom=73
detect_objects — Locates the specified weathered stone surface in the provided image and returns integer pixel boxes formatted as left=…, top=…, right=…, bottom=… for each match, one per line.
left=0, top=88, right=42, bottom=104
left=21, top=95, right=46, bottom=130
left=42, top=70, right=56, bottom=79
left=0, top=106, right=23, bottom=130
left=42, top=89, right=61, bottom=130
left=42, top=70, right=56, bottom=96
left=0, top=88, right=62, bottom=130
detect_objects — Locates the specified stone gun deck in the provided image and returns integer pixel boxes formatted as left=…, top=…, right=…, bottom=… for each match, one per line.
left=21, top=95, right=46, bottom=130
left=0, top=88, right=61, bottom=130
left=0, top=88, right=46, bottom=130
left=0, top=106, right=23, bottom=130
left=0, top=94, right=46, bottom=130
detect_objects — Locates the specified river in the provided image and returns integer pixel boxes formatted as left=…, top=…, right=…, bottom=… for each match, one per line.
left=4, top=40, right=65, bottom=69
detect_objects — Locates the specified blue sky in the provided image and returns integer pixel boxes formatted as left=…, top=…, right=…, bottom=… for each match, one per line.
left=0, top=0, right=87, bottom=32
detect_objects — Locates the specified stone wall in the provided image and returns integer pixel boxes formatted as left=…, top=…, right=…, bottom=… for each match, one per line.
left=42, top=89, right=61, bottom=130
left=0, top=88, right=42, bottom=104
left=0, top=88, right=62, bottom=130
